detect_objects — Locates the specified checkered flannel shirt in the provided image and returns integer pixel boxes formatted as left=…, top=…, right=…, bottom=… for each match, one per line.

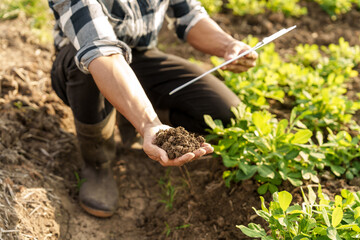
left=48, top=0, right=209, bottom=73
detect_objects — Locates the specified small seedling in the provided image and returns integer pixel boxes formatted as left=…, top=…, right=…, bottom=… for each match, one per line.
left=158, top=169, right=177, bottom=211
left=163, top=222, right=191, bottom=237
left=13, top=101, right=23, bottom=109
left=74, top=171, right=86, bottom=191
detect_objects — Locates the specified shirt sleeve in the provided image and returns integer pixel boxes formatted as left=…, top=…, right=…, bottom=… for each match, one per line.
left=166, top=0, right=210, bottom=41
left=49, top=0, right=132, bottom=74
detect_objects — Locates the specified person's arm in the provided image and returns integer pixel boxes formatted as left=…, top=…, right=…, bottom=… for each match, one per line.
left=88, top=54, right=213, bottom=166
left=186, top=17, right=258, bottom=73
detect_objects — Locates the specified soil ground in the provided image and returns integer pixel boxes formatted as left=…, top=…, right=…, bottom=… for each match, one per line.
left=0, top=1, right=360, bottom=240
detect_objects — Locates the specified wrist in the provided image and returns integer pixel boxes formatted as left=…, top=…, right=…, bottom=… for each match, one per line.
left=138, top=107, right=162, bottom=137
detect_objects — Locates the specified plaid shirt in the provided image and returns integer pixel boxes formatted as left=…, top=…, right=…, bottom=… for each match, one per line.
left=48, top=0, right=209, bottom=73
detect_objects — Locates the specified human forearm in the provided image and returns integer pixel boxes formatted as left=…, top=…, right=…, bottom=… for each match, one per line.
left=187, top=18, right=258, bottom=73
left=186, top=18, right=235, bottom=57
left=88, top=54, right=161, bottom=137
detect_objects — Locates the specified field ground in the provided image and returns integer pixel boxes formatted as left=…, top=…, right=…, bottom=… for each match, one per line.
left=0, top=2, right=360, bottom=239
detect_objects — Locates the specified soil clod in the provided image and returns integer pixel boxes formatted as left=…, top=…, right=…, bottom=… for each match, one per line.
left=153, top=127, right=205, bottom=159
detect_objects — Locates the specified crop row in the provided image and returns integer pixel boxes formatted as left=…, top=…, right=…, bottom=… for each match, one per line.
left=200, top=0, right=360, bottom=19
left=239, top=186, right=360, bottom=239
left=205, top=37, right=360, bottom=195
left=204, top=36, right=360, bottom=240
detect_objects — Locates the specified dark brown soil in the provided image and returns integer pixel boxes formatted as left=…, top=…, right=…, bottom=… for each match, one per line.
left=0, top=1, right=360, bottom=239
left=153, top=127, right=205, bottom=159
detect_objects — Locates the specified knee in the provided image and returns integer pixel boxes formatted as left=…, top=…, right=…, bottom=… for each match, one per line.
left=211, top=97, right=240, bottom=125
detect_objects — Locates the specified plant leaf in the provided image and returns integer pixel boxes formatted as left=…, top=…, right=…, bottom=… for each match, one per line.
left=276, top=119, right=288, bottom=137
left=291, top=129, right=312, bottom=144
left=257, top=183, right=269, bottom=195
left=268, top=183, right=278, bottom=194
left=330, top=165, right=346, bottom=177
left=308, top=186, right=317, bottom=205
left=288, top=176, right=302, bottom=187
left=252, top=111, right=271, bottom=136
left=278, top=191, right=292, bottom=212
left=316, top=131, right=323, bottom=145
left=322, top=208, right=330, bottom=227
left=257, top=165, right=275, bottom=179
left=326, top=226, right=341, bottom=240
left=236, top=223, right=267, bottom=237
left=331, top=207, right=343, bottom=227
left=354, top=207, right=360, bottom=220
left=204, top=115, right=216, bottom=130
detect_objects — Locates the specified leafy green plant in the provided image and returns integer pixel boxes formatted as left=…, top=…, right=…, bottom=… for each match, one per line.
left=0, top=0, right=53, bottom=43
left=266, top=0, right=307, bottom=17
left=226, top=0, right=306, bottom=17
left=237, top=186, right=360, bottom=239
left=314, top=0, right=355, bottom=20
left=158, top=169, right=177, bottom=211
left=205, top=101, right=360, bottom=194
left=198, top=0, right=223, bottom=15
left=205, top=103, right=319, bottom=194
left=226, top=0, right=266, bottom=16
left=212, top=36, right=360, bottom=132
left=316, top=129, right=360, bottom=179
left=225, top=0, right=358, bottom=19
left=207, top=35, right=360, bottom=192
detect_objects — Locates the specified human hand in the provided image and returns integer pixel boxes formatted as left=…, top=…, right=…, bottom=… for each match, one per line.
left=222, top=40, right=258, bottom=73
left=142, top=125, right=214, bottom=167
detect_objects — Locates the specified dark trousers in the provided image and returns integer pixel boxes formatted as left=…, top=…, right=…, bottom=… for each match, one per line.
left=50, top=44, right=240, bottom=134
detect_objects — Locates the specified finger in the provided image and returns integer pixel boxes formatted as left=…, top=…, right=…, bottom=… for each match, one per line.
left=159, top=152, right=195, bottom=167
left=245, top=51, right=258, bottom=60
left=192, top=148, right=207, bottom=158
left=235, top=58, right=257, bottom=67
left=222, top=65, right=250, bottom=73
left=201, top=143, right=214, bottom=154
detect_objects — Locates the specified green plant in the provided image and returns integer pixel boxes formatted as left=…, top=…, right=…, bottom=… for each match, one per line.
left=198, top=0, right=223, bottom=15
left=163, top=222, right=190, bottom=237
left=314, top=0, right=355, bottom=20
left=237, top=186, right=360, bottom=239
left=0, top=0, right=53, bottom=43
left=13, top=101, right=23, bottom=109
left=207, top=35, right=360, bottom=192
left=266, top=0, right=307, bottom=17
left=316, top=129, right=360, bottom=179
left=226, top=0, right=306, bottom=17
left=226, top=0, right=266, bottom=16
left=158, top=169, right=177, bottom=211
left=205, top=103, right=318, bottom=194
left=205, top=101, right=360, bottom=194
left=212, top=36, right=360, bottom=132
left=74, top=171, right=86, bottom=191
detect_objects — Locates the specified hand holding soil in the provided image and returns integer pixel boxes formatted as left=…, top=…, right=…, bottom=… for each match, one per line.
left=152, top=126, right=213, bottom=166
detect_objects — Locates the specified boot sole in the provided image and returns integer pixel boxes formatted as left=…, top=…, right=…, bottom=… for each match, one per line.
left=79, top=201, right=114, bottom=218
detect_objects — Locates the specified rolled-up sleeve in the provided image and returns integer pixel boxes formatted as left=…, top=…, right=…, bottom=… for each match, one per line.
left=166, top=0, right=209, bottom=41
left=49, top=0, right=132, bottom=73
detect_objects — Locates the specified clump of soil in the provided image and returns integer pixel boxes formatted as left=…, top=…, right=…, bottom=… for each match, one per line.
left=153, top=127, right=205, bottom=159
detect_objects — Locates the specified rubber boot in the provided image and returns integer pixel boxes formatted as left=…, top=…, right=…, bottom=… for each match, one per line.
left=75, top=109, right=119, bottom=218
